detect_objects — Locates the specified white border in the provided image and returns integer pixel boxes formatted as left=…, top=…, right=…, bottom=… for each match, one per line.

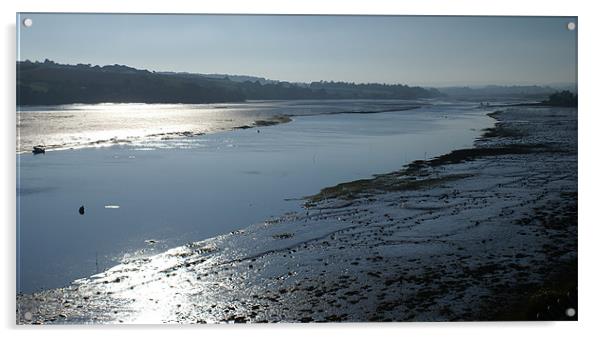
left=2, top=1, right=600, bottom=337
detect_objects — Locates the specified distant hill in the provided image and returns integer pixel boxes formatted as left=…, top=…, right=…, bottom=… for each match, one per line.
left=157, top=72, right=280, bottom=85
left=17, top=60, right=442, bottom=105
left=17, top=60, right=245, bottom=105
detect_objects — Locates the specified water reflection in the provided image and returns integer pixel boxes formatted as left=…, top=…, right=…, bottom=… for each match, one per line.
left=17, top=100, right=423, bottom=153
left=17, top=100, right=493, bottom=294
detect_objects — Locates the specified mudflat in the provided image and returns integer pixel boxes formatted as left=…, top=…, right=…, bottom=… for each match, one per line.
left=17, top=106, right=577, bottom=323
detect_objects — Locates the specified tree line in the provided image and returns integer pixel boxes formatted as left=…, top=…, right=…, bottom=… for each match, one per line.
left=17, top=60, right=442, bottom=105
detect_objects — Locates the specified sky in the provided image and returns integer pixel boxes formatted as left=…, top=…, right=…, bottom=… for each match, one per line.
left=17, top=14, right=577, bottom=87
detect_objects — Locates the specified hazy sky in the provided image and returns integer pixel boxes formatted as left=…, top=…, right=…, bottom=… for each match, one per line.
left=17, top=14, right=577, bottom=86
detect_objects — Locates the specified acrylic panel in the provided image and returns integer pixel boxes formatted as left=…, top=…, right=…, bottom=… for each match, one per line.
left=16, top=13, right=578, bottom=324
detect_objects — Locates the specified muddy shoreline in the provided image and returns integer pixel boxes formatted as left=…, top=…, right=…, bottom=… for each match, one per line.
left=17, top=106, right=577, bottom=323
left=305, top=107, right=577, bottom=321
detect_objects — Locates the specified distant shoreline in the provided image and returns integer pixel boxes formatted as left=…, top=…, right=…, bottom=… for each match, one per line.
left=17, top=60, right=441, bottom=106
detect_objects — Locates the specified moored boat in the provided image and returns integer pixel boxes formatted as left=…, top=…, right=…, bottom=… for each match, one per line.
left=32, top=145, right=45, bottom=154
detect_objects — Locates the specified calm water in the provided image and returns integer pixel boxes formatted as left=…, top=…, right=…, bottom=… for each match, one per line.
left=16, top=100, right=421, bottom=153
left=17, top=100, right=494, bottom=293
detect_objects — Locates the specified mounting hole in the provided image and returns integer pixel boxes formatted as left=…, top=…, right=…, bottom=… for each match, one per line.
left=567, top=22, right=576, bottom=31
left=566, top=307, right=576, bottom=317
left=24, top=311, right=32, bottom=320
left=23, top=18, right=33, bottom=28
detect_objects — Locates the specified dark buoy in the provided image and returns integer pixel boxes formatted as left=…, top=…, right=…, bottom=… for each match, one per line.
left=79, top=205, right=85, bottom=215
left=257, top=129, right=260, bottom=133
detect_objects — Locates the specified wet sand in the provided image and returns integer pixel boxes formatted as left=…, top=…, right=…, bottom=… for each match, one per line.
left=17, top=106, right=577, bottom=323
